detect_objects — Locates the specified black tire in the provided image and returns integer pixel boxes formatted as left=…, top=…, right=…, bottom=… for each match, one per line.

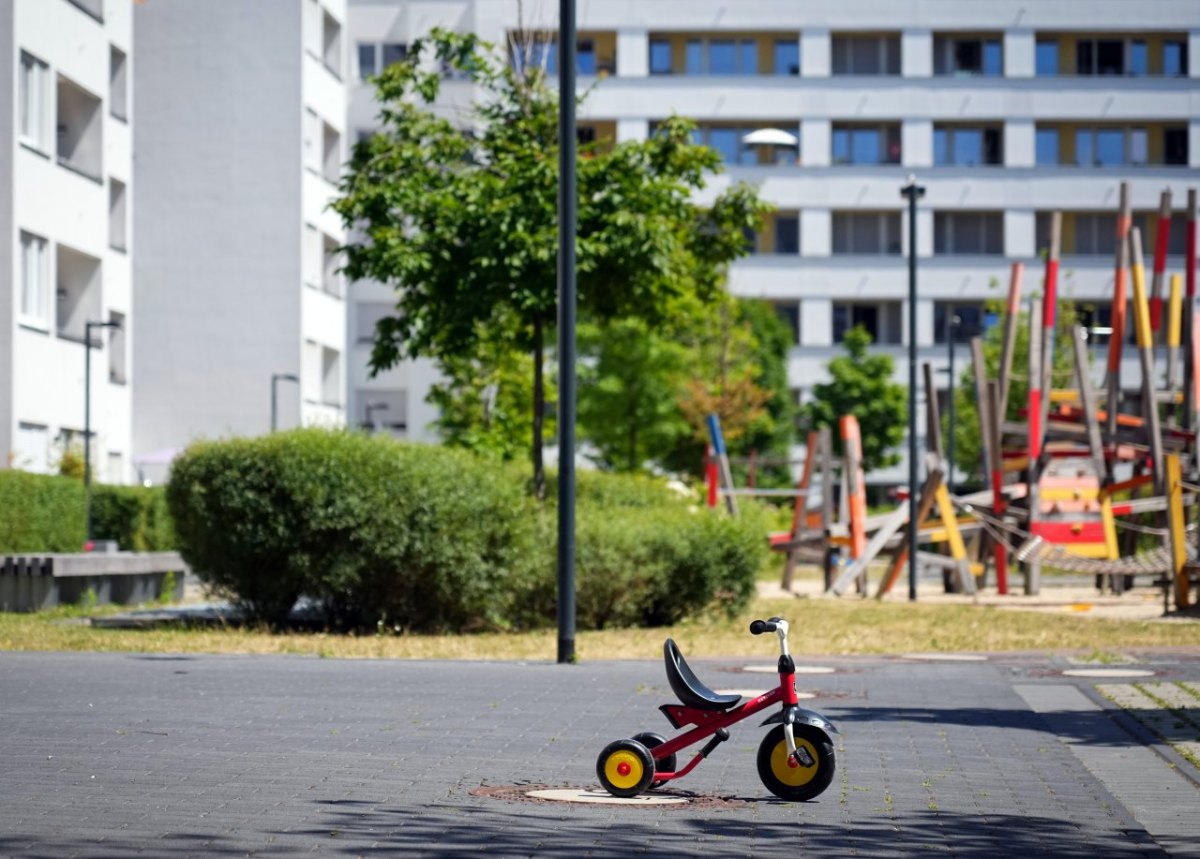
left=632, top=731, right=676, bottom=789
left=596, top=738, right=655, bottom=798
left=756, top=723, right=836, bottom=802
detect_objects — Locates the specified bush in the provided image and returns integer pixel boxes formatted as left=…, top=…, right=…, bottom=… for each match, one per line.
left=90, top=486, right=175, bottom=551
left=0, top=471, right=85, bottom=552
left=574, top=500, right=766, bottom=629
left=166, top=429, right=541, bottom=630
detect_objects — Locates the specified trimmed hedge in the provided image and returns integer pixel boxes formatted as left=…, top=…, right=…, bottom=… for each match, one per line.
left=166, top=430, right=541, bottom=630
left=166, top=429, right=767, bottom=632
left=0, top=471, right=86, bottom=552
left=90, top=486, right=175, bottom=551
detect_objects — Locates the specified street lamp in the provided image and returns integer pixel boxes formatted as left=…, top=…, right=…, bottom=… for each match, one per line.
left=901, top=176, right=926, bottom=602
left=270, top=373, right=299, bottom=432
left=364, top=400, right=389, bottom=433
left=84, top=318, right=121, bottom=546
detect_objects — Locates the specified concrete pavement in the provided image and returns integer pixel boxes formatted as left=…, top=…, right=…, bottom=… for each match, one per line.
left=1, top=649, right=1198, bottom=857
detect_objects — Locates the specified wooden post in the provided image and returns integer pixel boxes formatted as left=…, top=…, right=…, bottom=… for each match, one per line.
left=781, top=431, right=818, bottom=592
left=923, top=362, right=942, bottom=460
left=820, top=426, right=836, bottom=590
left=1167, top=273, right=1183, bottom=406
left=1166, top=453, right=1191, bottom=610
left=970, top=336, right=992, bottom=485
left=1129, top=228, right=1165, bottom=494
left=704, top=445, right=718, bottom=509
left=1185, top=188, right=1198, bottom=436
left=987, top=379, right=1007, bottom=595
left=1150, top=189, right=1173, bottom=339
left=1027, top=297, right=1044, bottom=596
left=1072, top=326, right=1108, bottom=484
left=1041, top=211, right=1062, bottom=437
left=705, top=414, right=738, bottom=515
left=840, top=415, right=868, bottom=583
left=1106, top=182, right=1133, bottom=442
left=996, top=261, right=1024, bottom=425
left=874, top=469, right=943, bottom=599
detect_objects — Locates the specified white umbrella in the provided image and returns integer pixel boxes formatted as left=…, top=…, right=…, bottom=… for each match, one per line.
left=742, top=128, right=799, bottom=147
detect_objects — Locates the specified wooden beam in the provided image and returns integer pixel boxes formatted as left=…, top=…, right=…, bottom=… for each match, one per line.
left=1129, top=228, right=1165, bottom=493
left=996, top=261, right=1024, bottom=425
left=1106, top=182, right=1132, bottom=441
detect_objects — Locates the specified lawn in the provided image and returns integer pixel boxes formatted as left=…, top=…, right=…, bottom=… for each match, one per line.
left=2, top=593, right=1198, bottom=661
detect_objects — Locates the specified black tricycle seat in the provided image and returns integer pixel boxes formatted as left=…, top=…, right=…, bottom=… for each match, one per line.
left=663, top=639, right=742, bottom=711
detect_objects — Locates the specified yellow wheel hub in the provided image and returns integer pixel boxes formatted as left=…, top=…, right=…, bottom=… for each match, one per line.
left=770, top=737, right=819, bottom=787
left=604, top=750, right=645, bottom=790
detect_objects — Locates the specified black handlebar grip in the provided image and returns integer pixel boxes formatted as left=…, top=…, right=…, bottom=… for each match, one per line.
left=749, top=619, right=778, bottom=635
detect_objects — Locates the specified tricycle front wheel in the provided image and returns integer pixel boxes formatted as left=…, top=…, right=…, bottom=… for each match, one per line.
left=756, top=723, right=836, bottom=801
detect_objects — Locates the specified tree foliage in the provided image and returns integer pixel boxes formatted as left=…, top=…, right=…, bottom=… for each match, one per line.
left=799, top=326, right=907, bottom=473
left=334, top=29, right=766, bottom=497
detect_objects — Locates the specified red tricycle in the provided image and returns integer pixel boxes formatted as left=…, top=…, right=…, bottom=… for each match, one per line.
left=595, top=617, right=838, bottom=801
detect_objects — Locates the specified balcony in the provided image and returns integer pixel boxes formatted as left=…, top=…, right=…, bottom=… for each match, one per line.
left=57, top=75, right=103, bottom=183
left=1035, top=122, right=1188, bottom=168
left=56, top=244, right=103, bottom=343
left=647, top=32, right=799, bottom=77
left=510, top=31, right=617, bottom=78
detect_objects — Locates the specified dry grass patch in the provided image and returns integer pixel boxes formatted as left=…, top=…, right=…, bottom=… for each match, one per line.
left=2, top=595, right=1199, bottom=661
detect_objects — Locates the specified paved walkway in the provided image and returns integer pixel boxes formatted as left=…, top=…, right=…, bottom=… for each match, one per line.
left=1, top=649, right=1198, bottom=857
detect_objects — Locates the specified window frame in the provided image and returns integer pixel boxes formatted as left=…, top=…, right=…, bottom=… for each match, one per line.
left=19, top=51, right=51, bottom=153
left=19, top=230, right=51, bottom=330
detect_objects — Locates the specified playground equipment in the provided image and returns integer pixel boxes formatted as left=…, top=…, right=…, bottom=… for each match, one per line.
left=595, top=617, right=838, bottom=801
left=707, top=181, right=1200, bottom=612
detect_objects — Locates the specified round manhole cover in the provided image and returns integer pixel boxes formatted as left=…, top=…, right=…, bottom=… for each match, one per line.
left=1061, top=667, right=1155, bottom=678
left=470, top=785, right=745, bottom=809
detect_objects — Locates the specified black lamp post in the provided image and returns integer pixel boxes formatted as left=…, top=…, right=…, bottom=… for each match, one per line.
left=270, top=373, right=299, bottom=432
left=364, top=400, right=389, bottom=433
left=901, top=176, right=926, bottom=602
left=84, top=318, right=121, bottom=546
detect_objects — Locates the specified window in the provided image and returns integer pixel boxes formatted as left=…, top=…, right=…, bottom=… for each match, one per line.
left=649, top=39, right=672, bottom=74
left=303, top=108, right=320, bottom=173
left=832, top=124, right=901, bottom=165
left=773, top=303, right=800, bottom=343
left=66, top=0, right=103, bottom=22
left=109, top=46, right=128, bottom=120
left=1165, top=128, right=1188, bottom=166
left=1076, top=38, right=1125, bottom=76
left=774, top=40, right=799, bottom=75
left=933, top=302, right=995, bottom=344
left=19, top=52, right=50, bottom=151
left=774, top=215, right=800, bottom=255
left=15, top=423, right=51, bottom=474
left=1163, top=40, right=1188, bottom=77
left=1036, top=128, right=1059, bottom=166
left=356, top=302, right=393, bottom=343
left=832, top=212, right=901, bottom=255
left=1039, top=212, right=1146, bottom=256
left=321, top=346, right=341, bottom=406
left=683, top=39, right=758, bottom=75
left=356, top=389, right=407, bottom=431
left=303, top=340, right=322, bottom=402
left=108, top=311, right=126, bottom=385
left=933, top=126, right=1002, bottom=166
left=511, top=37, right=595, bottom=76
left=303, top=223, right=321, bottom=287
left=57, top=74, right=104, bottom=181
left=381, top=42, right=407, bottom=69
left=831, top=35, right=900, bottom=75
left=577, top=39, right=597, bottom=74
left=1074, top=127, right=1158, bottom=167
left=56, top=244, right=103, bottom=341
left=19, top=231, right=50, bottom=328
left=933, top=37, right=1002, bottom=77
left=109, top=178, right=127, bottom=251
left=833, top=302, right=901, bottom=344
left=358, top=42, right=376, bottom=79
left=1128, top=40, right=1148, bottom=76
left=934, top=212, right=1003, bottom=255
left=695, top=126, right=760, bottom=165
left=1035, top=39, right=1058, bottom=76
left=322, top=9, right=342, bottom=77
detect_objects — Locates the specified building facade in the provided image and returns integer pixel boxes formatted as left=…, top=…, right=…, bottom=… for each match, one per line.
left=3, top=0, right=133, bottom=479
left=347, top=0, right=1200, bottom=482
left=132, top=0, right=348, bottom=471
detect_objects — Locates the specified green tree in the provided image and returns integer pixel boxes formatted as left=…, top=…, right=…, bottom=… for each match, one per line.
left=334, top=30, right=765, bottom=498
left=799, top=326, right=907, bottom=472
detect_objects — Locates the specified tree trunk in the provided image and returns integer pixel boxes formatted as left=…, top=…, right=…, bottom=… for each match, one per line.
left=532, top=316, right=546, bottom=501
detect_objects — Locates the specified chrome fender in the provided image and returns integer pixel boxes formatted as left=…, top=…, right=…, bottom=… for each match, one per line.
left=760, top=705, right=838, bottom=735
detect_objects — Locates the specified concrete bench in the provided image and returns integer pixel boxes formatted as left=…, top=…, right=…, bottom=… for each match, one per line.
left=0, top=552, right=188, bottom=612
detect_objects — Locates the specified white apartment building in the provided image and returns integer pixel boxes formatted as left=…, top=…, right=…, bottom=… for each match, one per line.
left=132, top=0, right=349, bottom=469
left=348, top=0, right=1200, bottom=483
left=2, top=0, right=133, bottom=480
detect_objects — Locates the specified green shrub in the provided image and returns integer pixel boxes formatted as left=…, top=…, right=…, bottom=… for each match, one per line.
left=90, top=485, right=175, bottom=551
left=574, top=500, right=766, bottom=629
left=166, top=429, right=540, bottom=630
left=0, top=471, right=85, bottom=552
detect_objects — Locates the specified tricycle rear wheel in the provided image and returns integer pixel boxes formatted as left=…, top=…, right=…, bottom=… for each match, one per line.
left=631, top=731, right=676, bottom=788
left=596, top=738, right=655, bottom=798
left=756, top=723, right=836, bottom=801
